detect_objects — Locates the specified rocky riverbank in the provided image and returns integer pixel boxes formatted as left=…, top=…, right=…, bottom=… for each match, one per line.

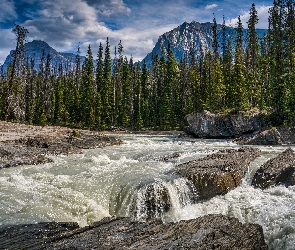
left=0, top=121, right=122, bottom=168
left=186, top=110, right=295, bottom=145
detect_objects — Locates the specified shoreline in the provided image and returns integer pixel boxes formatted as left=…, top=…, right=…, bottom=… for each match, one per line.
left=0, top=121, right=122, bottom=169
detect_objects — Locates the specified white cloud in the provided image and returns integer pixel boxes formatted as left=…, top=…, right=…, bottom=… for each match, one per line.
left=226, top=5, right=271, bottom=29
left=0, top=28, right=17, bottom=64
left=0, top=0, right=17, bottom=22
left=205, top=4, right=218, bottom=10
left=86, top=0, right=131, bottom=17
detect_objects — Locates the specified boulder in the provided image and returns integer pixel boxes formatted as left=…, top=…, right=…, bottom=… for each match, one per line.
left=187, top=110, right=265, bottom=138
left=236, top=127, right=295, bottom=145
left=0, top=214, right=268, bottom=249
left=252, top=148, right=295, bottom=189
left=177, top=148, right=260, bottom=200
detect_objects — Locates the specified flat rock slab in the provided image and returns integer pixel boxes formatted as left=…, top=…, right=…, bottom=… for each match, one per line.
left=0, top=121, right=122, bottom=168
left=0, top=214, right=267, bottom=249
left=252, top=148, right=295, bottom=189
left=177, top=148, right=261, bottom=200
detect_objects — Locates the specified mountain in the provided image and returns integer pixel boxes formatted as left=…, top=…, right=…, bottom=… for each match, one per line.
left=2, top=21, right=268, bottom=72
left=143, top=21, right=267, bottom=67
left=2, top=40, right=83, bottom=73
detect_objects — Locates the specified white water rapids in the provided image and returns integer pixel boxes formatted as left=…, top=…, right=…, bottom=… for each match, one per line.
left=0, top=133, right=294, bottom=249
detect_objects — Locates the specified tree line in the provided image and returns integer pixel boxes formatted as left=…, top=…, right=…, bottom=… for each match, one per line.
left=0, top=0, right=294, bottom=130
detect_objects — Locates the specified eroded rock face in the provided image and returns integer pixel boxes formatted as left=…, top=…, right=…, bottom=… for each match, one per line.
left=187, top=110, right=265, bottom=138
left=0, top=214, right=268, bottom=249
left=235, top=127, right=295, bottom=145
left=177, top=148, right=261, bottom=200
left=0, top=132, right=122, bottom=168
left=252, top=148, right=295, bottom=189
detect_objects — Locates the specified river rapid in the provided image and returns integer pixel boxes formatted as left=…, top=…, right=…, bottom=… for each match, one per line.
left=0, top=133, right=294, bottom=249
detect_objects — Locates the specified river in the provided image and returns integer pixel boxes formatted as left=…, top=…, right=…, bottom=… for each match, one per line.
left=0, top=133, right=294, bottom=249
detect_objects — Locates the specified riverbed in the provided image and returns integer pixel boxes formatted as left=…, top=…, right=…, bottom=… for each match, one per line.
left=0, top=133, right=294, bottom=249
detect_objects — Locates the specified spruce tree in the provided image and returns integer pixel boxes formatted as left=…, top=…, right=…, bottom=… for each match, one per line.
left=80, top=44, right=95, bottom=127
left=6, top=24, right=28, bottom=122
left=95, top=42, right=104, bottom=129
left=102, top=37, right=113, bottom=128
left=246, top=3, right=260, bottom=108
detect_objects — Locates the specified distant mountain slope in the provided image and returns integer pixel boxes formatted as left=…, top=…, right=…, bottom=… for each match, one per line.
left=2, top=21, right=268, bottom=72
left=143, top=21, right=267, bottom=67
left=2, top=40, right=83, bottom=72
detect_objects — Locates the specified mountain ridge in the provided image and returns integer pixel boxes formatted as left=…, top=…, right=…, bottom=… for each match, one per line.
left=2, top=21, right=268, bottom=72
left=142, top=20, right=267, bottom=66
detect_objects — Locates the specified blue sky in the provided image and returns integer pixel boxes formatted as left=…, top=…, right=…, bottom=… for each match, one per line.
left=0, top=0, right=273, bottom=64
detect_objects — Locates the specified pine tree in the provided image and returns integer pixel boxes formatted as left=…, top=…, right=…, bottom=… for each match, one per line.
left=223, top=32, right=234, bottom=109
left=80, top=44, right=95, bottom=127
left=212, top=14, right=219, bottom=59
left=165, top=42, right=179, bottom=128
left=5, top=24, right=28, bottom=122
left=232, top=16, right=248, bottom=110
left=268, top=0, right=287, bottom=122
left=246, top=3, right=260, bottom=108
left=95, top=42, right=104, bottom=129
left=101, top=37, right=113, bottom=128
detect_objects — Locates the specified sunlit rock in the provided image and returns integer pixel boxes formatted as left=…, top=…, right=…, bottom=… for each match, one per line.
left=177, top=148, right=260, bottom=200
left=0, top=214, right=268, bottom=249
left=252, top=148, right=295, bottom=189
left=187, top=110, right=266, bottom=138
left=236, top=127, right=295, bottom=145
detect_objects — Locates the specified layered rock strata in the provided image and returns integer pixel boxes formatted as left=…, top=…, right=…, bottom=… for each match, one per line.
left=252, top=148, right=295, bottom=189
left=0, top=121, right=122, bottom=168
left=0, top=214, right=268, bottom=249
left=177, top=147, right=261, bottom=200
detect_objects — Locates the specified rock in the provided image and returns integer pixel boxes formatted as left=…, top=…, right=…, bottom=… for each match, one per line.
left=235, top=128, right=282, bottom=145
left=0, top=214, right=268, bottom=249
left=187, top=110, right=266, bottom=138
left=0, top=128, right=122, bottom=168
left=109, top=181, right=171, bottom=220
left=252, top=148, right=295, bottom=189
left=236, top=127, right=295, bottom=145
left=177, top=147, right=261, bottom=200
left=162, top=152, right=181, bottom=161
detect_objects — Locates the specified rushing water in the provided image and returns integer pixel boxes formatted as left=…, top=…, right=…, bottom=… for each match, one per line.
left=0, top=133, right=295, bottom=249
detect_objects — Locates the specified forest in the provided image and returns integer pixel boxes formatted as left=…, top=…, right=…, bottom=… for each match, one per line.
left=0, top=0, right=294, bottom=131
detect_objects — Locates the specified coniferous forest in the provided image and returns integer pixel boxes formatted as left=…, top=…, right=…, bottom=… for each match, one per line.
left=0, top=1, right=294, bottom=131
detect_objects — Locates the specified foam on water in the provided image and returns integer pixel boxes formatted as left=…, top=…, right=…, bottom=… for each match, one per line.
left=0, top=133, right=294, bottom=248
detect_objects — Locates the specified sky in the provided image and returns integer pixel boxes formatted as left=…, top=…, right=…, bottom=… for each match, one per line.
left=0, top=0, right=274, bottom=64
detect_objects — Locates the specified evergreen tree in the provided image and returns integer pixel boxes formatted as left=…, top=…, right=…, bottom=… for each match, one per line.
left=95, top=42, right=104, bottom=129
left=212, top=14, right=219, bottom=59
left=80, top=44, right=95, bottom=127
left=232, top=16, right=248, bottom=110
left=268, top=0, right=287, bottom=122
left=246, top=3, right=260, bottom=108
left=6, top=24, right=28, bottom=121
left=101, top=37, right=113, bottom=128
left=165, top=42, right=179, bottom=128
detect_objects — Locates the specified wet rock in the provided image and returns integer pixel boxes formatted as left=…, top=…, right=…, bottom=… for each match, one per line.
left=235, top=128, right=282, bottom=145
left=252, top=148, right=295, bottom=189
left=162, top=152, right=181, bottom=161
left=236, top=127, right=295, bottom=145
left=177, top=147, right=261, bottom=200
left=0, top=214, right=268, bottom=249
left=138, top=182, right=171, bottom=219
left=187, top=110, right=266, bottom=138
left=109, top=181, right=171, bottom=220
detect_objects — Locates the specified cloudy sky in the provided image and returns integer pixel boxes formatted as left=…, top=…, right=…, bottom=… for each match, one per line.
left=0, top=0, right=273, bottom=64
